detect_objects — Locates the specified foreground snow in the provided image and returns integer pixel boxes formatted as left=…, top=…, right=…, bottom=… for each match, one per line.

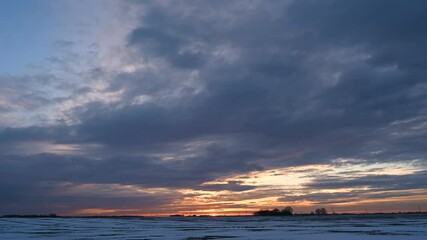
left=1, top=214, right=426, bottom=239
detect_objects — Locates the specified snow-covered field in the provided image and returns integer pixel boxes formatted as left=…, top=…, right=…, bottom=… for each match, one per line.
left=1, top=214, right=426, bottom=239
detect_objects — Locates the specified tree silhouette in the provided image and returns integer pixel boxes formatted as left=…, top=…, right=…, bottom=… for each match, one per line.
left=254, top=206, right=294, bottom=216
left=314, top=208, right=327, bottom=215
left=282, top=206, right=293, bottom=215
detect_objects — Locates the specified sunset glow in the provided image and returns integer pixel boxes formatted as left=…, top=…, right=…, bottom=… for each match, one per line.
left=1, top=0, right=427, bottom=217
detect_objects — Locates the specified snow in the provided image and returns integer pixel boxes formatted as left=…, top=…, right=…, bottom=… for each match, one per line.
left=1, top=214, right=426, bottom=239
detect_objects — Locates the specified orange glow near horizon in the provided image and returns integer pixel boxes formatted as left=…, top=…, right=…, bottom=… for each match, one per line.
left=62, top=160, right=427, bottom=216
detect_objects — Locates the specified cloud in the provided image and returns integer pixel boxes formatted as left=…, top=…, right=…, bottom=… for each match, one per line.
left=1, top=0, right=427, bottom=214
left=197, top=181, right=257, bottom=192
left=304, top=170, right=427, bottom=191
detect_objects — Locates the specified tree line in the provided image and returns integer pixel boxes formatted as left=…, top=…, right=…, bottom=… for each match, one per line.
left=254, top=207, right=328, bottom=216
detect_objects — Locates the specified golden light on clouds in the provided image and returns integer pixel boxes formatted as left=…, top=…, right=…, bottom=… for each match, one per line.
left=55, top=159, right=426, bottom=216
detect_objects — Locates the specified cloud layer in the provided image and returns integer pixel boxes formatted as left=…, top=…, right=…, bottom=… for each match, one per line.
left=1, top=0, right=427, bottom=215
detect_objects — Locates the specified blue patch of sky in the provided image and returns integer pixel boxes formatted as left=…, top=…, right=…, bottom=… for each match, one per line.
left=0, top=0, right=104, bottom=75
left=0, top=0, right=58, bottom=74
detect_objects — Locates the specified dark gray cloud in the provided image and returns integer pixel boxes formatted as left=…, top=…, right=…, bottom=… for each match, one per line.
left=0, top=181, right=180, bottom=215
left=305, top=170, right=427, bottom=191
left=279, top=189, right=427, bottom=205
left=278, top=170, right=427, bottom=205
left=1, top=0, right=427, bottom=214
left=196, top=181, right=257, bottom=192
left=0, top=148, right=262, bottom=190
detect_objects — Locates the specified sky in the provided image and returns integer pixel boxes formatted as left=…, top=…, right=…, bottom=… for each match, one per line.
left=0, top=0, right=427, bottom=216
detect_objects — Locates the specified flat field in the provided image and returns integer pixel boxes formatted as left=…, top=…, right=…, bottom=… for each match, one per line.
left=1, top=214, right=426, bottom=239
